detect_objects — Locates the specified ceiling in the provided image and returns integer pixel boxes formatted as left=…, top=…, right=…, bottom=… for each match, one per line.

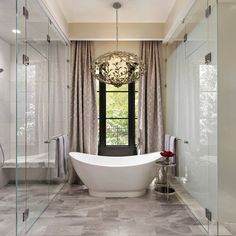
left=0, top=0, right=18, bottom=44
left=0, top=0, right=65, bottom=45
left=56, top=0, right=176, bottom=23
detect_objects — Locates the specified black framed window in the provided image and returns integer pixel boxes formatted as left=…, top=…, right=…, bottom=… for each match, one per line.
left=97, top=81, right=137, bottom=156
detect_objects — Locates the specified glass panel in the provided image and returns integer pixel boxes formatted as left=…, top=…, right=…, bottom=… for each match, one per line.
left=106, top=92, right=128, bottom=118
left=207, top=2, right=218, bottom=234
left=0, top=1, right=18, bottom=235
left=106, top=84, right=128, bottom=91
left=106, top=119, right=128, bottom=145
left=16, top=0, right=27, bottom=234
left=26, top=0, right=49, bottom=58
left=25, top=0, right=50, bottom=231
left=48, top=22, right=67, bottom=202
left=166, top=0, right=218, bottom=234
left=25, top=42, right=49, bottom=231
left=185, top=34, right=210, bottom=233
left=185, top=0, right=208, bottom=58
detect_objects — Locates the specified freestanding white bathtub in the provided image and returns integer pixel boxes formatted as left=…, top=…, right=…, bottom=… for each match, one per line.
left=69, top=152, right=161, bottom=197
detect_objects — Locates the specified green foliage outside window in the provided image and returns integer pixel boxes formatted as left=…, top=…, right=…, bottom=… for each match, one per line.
left=97, top=81, right=138, bottom=146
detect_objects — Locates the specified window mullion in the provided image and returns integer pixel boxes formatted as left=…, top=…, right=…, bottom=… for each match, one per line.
left=128, top=83, right=135, bottom=147
left=99, top=82, right=106, bottom=148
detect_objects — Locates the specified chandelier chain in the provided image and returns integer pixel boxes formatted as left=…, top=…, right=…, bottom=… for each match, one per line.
left=116, top=8, right=118, bottom=51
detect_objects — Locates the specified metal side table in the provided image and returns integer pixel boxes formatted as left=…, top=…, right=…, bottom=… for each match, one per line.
left=155, top=161, right=176, bottom=200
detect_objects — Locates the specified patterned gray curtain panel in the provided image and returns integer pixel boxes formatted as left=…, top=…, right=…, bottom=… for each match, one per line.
left=69, top=41, right=98, bottom=184
left=138, top=41, right=164, bottom=154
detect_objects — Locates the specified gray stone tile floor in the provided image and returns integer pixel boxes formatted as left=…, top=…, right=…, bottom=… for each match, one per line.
left=0, top=184, right=17, bottom=236
left=0, top=183, right=64, bottom=236
left=27, top=184, right=207, bottom=236
left=171, top=179, right=236, bottom=236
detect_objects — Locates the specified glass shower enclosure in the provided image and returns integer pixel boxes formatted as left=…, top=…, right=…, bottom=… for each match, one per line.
left=0, top=0, right=69, bottom=235
left=16, top=0, right=69, bottom=234
left=166, top=0, right=218, bottom=233
left=166, top=0, right=236, bottom=235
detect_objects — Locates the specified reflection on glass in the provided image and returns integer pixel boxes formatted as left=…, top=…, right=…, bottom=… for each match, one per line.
left=199, top=64, right=217, bottom=145
left=106, top=119, right=128, bottom=145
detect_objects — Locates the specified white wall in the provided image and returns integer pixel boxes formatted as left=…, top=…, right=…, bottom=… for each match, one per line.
left=0, top=37, right=11, bottom=188
left=218, top=0, right=236, bottom=223
left=70, top=23, right=164, bottom=41
left=94, top=41, right=140, bottom=58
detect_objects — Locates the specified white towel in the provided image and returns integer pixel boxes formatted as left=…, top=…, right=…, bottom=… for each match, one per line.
left=169, top=136, right=177, bottom=176
left=164, top=134, right=170, bottom=151
left=169, top=136, right=176, bottom=153
left=169, top=136, right=176, bottom=163
left=55, top=135, right=68, bottom=178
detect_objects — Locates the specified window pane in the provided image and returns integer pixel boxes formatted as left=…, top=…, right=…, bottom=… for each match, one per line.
left=135, top=81, right=139, bottom=92
left=106, top=92, right=128, bottom=118
left=106, top=84, right=128, bottom=91
left=97, top=118, right=100, bottom=143
left=135, top=118, right=138, bottom=145
left=106, top=119, right=128, bottom=145
left=96, top=80, right=100, bottom=91
left=96, top=91, right=99, bottom=117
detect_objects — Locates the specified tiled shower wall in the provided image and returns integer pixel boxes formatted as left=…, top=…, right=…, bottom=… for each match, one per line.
left=0, top=38, right=11, bottom=188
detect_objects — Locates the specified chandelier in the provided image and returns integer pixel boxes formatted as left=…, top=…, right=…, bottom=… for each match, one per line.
left=92, top=2, right=145, bottom=87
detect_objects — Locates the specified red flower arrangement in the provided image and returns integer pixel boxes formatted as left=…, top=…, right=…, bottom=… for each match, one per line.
left=160, top=151, right=175, bottom=163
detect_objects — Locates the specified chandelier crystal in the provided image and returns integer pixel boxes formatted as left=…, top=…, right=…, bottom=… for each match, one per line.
left=92, top=2, right=145, bottom=87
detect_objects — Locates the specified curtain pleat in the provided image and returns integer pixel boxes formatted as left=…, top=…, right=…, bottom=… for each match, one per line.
left=68, top=41, right=98, bottom=184
left=138, top=41, right=164, bottom=153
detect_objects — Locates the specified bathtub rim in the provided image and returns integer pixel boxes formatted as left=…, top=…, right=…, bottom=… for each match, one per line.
left=69, top=151, right=162, bottom=168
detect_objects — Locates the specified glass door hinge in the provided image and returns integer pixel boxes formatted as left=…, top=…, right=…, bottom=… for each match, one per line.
left=205, top=208, right=212, bottom=221
left=23, top=208, right=29, bottom=222
left=205, top=5, right=211, bottom=18
left=23, top=6, right=29, bottom=19
left=205, top=52, right=212, bottom=64
left=23, top=54, right=29, bottom=66
left=47, top=34, right=51, bottom=43
left=184, top=33, right=188, bottom=43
